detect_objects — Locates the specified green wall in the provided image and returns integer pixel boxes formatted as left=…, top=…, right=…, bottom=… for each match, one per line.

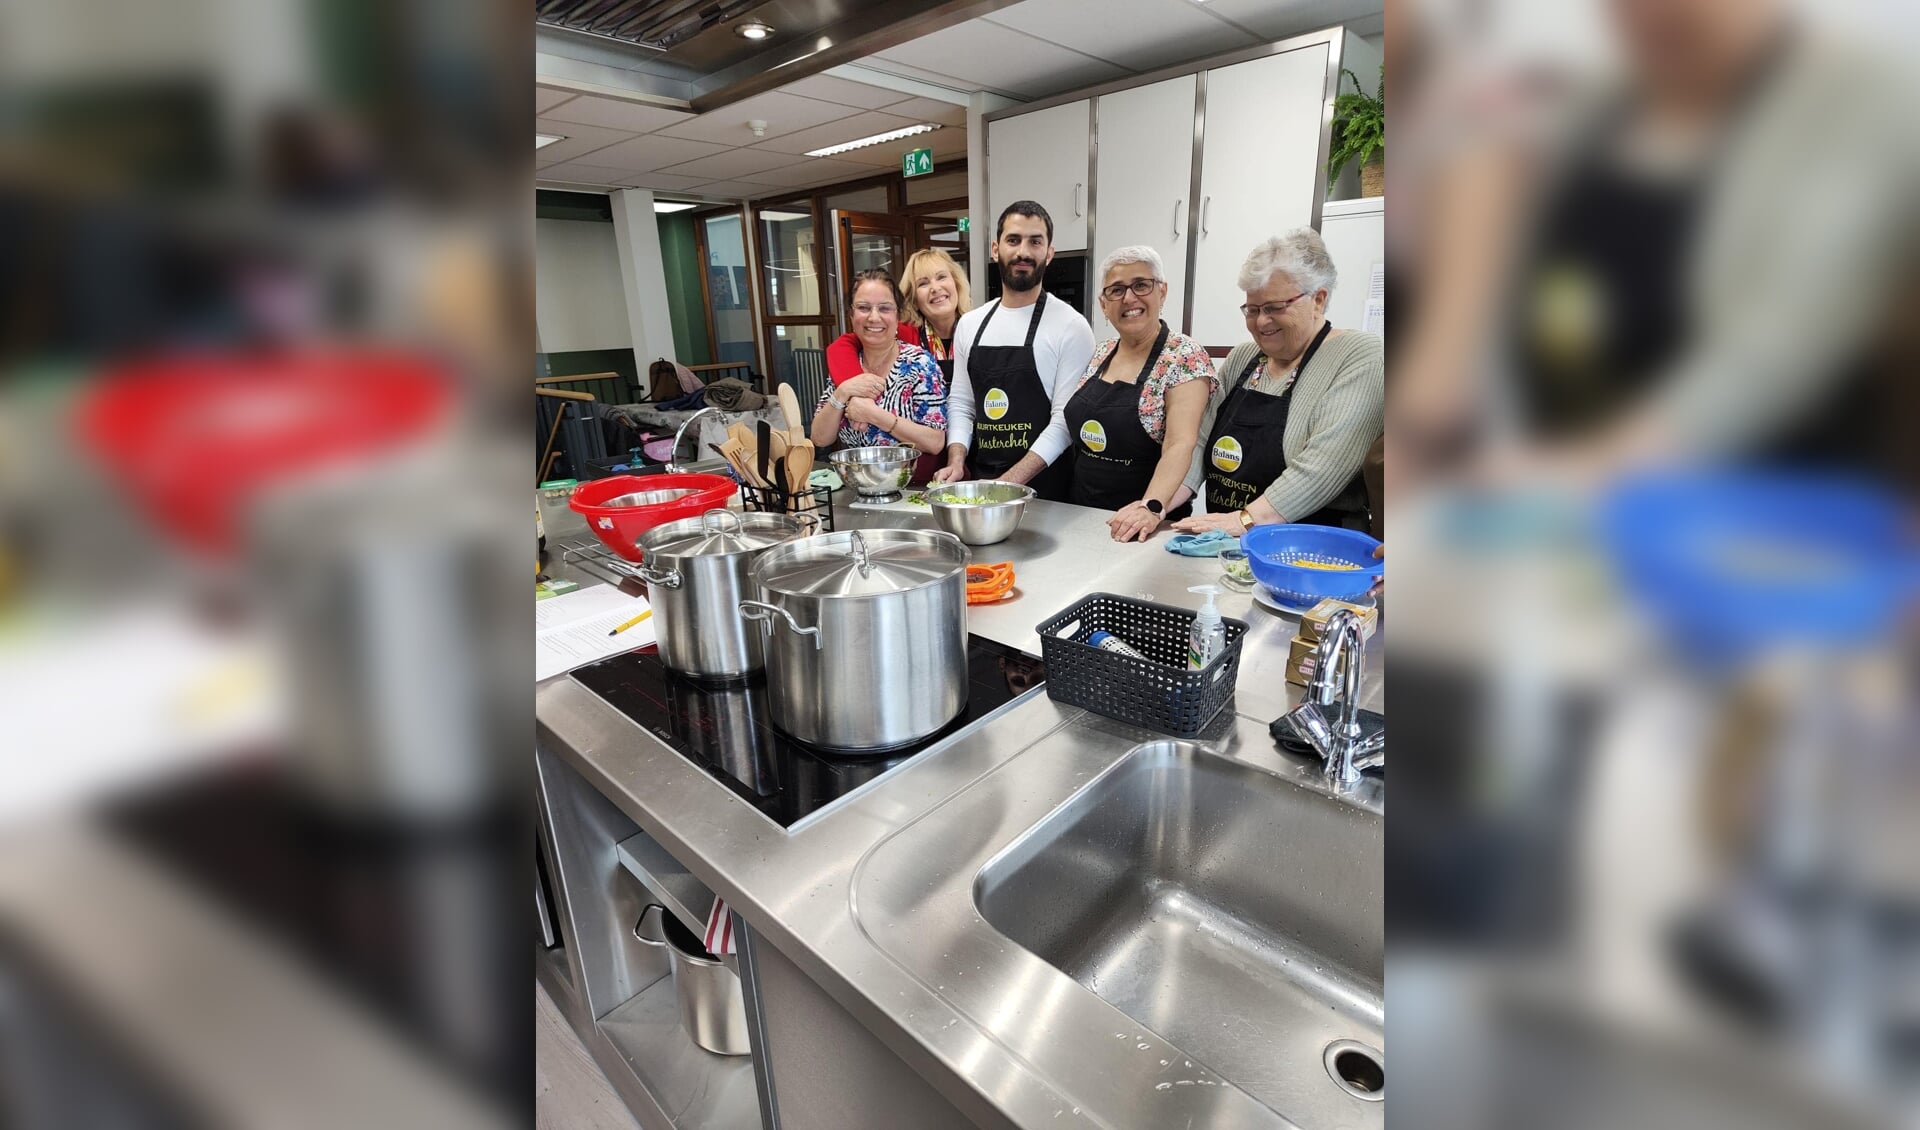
left=657, top=213, right=713, bottom=366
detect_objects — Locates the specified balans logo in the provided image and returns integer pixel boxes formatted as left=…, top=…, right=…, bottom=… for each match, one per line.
left=1210, top=435, right=1243, bottom=473
left=983, top=388, right=1010, bottom=420
left=1078, top=420, right=1107, bottom=453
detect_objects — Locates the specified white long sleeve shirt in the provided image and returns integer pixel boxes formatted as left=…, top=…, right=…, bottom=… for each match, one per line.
left=946, top=294, right=1096, bottom=466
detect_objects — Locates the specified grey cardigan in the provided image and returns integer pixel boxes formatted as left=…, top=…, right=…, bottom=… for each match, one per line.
left=1182, top=331, right=1384, bottom=521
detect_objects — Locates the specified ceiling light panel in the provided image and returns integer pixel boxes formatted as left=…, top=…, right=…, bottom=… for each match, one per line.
left=805, top=122, right=941, bottom=158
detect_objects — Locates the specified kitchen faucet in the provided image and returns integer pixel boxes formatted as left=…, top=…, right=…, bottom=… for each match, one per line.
left=1279, top=609, right=1384, bottom=789
left=666, top=406, right=726, bottom=474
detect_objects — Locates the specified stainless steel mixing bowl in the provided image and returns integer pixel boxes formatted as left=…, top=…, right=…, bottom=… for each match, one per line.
left=926, top=480, right=1034, bottom=545
left=828, top=445, right=919, bottom=498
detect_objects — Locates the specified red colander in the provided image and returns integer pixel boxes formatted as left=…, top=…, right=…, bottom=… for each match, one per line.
left=567, top=473, right=738, bottom=562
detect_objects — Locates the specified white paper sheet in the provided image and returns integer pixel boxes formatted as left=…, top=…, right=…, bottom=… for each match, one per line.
left=535, top=584, right=654, bottom=682
left=1363, top=260, right=1386, bottom=335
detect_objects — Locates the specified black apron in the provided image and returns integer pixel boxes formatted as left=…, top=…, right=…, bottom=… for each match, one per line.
left=965, top=294, right=1066, bottom=498
left=1063, top=322, right=1191, bottom=519
left=1201, top=321, right=1361, bottom=527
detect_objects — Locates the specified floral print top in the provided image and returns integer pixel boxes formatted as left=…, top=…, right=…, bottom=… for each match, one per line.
left=1074, top=326, right=1218, bottom=442
left=819, top=342, right=948, bottom=448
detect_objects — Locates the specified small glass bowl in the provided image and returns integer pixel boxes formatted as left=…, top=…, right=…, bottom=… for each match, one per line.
left=1218, top=547, right=1255, bottom=590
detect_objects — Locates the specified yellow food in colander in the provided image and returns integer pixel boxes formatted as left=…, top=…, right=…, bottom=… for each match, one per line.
left=1287, top=557, right=1359, bottom=571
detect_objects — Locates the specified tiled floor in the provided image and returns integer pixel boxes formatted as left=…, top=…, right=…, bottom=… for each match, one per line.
left=536, top=983, right=642, bottom=1130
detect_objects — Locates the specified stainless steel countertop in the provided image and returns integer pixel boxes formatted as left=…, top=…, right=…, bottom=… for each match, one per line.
left=537, top=492, right=1383, bottom=1129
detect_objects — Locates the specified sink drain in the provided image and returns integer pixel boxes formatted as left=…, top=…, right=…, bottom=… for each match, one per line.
left=1323, top=1039, right=1384, bottom=1102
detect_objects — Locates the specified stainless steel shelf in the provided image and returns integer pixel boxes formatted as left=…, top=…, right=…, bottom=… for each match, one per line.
left=615, top=830, right=716, bottom=941
left=598, top=975, right=763, bottom=1130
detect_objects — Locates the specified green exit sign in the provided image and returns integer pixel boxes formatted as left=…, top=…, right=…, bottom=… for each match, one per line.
left=902, top=147, right=934, bottom=177
left=957, top=216, right=970, bottom=234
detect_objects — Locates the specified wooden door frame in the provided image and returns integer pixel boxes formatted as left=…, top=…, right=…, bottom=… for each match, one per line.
left=689, top=204, right=765, bottom=380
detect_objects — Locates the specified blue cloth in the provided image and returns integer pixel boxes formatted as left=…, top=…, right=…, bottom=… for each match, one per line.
left=656, top=388, right=708, bottom=412
left=1164, top=530, right=1239, bottom=557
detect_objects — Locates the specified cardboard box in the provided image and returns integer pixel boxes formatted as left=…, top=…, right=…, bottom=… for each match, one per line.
left=1300, top=598, right=1377, bottom=642
left=1286, top=633, right=1348, bottom=687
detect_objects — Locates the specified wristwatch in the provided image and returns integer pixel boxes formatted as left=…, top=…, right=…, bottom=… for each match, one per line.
left=1142, top=498, right=1163, bottom=516
left=1237, top=508, right=1254, bottom=532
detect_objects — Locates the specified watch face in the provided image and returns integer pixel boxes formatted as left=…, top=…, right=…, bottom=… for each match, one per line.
left=1145, top=499, right=1163, bottom=514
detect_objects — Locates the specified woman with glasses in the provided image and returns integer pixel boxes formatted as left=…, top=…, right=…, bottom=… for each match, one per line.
left=1060, top=245, right=1217, bottom=541
left=1170, top=229, right=1383, bottom=534
left=810, top=268, right=948, bottom=453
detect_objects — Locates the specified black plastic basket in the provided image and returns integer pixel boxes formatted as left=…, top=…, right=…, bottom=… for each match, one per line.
left=741, top=482, right=835, bottom=530
left=1037, top=592, right=1249, bottom=737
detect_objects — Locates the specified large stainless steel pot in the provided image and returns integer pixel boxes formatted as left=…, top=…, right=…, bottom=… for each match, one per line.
left=742, top=528, right=970, bottom=751
left=636, top=509, right=813, bottom=680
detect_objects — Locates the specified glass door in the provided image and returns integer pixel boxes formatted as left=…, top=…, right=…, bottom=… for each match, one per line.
left=694, top=209, right=758, bottom=369
left=755, top=202, right=836, bottom=406
left=831, top=210, right=910, bottom=335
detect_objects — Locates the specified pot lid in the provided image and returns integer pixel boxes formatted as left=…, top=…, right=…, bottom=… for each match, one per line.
left=641, top=509, right=803, bottom=557
left=752, top=529, right=966, bottom=597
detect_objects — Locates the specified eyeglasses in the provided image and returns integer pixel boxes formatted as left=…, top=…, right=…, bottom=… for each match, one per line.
left=852, top=303, right=897, bottom=317
left=1099, top=278, right=1160, bottom=302
left=1239, top=293, right=1310, bottom=320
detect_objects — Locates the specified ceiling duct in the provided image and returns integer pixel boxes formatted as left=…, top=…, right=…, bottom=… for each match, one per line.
left=535, top=0, right=764, bottom=53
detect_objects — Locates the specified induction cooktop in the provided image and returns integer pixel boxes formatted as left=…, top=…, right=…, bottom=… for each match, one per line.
left=570, top=635, right=1045, bottom=830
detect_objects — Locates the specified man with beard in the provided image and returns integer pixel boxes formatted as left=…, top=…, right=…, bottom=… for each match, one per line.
left=934, top=200, right=1095, bottom=498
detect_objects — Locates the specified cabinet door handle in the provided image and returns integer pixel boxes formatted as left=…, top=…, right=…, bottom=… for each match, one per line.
left=1172, top=199, right=1184, bottom=239
left=1074, top=182, right=1085, bottom=218
left=1200, top=196, right=1210, bottom=237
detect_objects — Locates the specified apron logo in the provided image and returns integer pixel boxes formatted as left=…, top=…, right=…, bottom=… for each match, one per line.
left=983, top=388, right=1009, bottom=420
left=1079, top=420, right=1107, bottom=453
left=1211, top=436, right=1243, bottom=473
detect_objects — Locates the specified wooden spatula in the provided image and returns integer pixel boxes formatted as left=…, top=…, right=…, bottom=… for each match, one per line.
left=776, top=383, right=805, bottom=443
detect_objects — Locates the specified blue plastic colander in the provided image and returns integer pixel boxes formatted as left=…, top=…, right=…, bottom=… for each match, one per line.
left=1243, top=523, right=1384, bottom=608
left=1601, top=469, right=1920, bottom=663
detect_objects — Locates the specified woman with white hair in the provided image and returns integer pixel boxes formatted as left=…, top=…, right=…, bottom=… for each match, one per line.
left=1060, top=244, right=1218, bottom=542
left=1171, top=229, right=1383, bottom=534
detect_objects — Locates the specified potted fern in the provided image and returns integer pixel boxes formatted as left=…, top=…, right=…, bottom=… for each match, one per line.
left=1329, top=66, right=1385, bottom=198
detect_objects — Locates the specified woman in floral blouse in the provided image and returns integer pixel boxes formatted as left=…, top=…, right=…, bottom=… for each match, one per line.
left=809, top=268, right=948, bottom=454
left=1061, top=245, right=1217, bottom=541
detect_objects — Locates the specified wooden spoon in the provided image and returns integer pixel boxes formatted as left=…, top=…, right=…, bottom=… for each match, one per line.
left=776, top=383, right=805, bottom=443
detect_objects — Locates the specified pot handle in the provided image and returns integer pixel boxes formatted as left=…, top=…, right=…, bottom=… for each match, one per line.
left=700, top=508, right=745, bottom=536
left=633, top=904, right=668, bottom=948
left=637, top=562, right=681, bottom=588
left=738, top=599, right=821, bottom=649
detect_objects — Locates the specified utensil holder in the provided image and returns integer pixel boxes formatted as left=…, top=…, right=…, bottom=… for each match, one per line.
left=1037, top=593, right=1249, bottom=737
left=742, top=483, right=834, bottom=530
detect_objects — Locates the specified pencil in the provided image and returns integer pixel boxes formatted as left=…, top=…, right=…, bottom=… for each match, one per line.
left=607, top=609, right=653, bottom=636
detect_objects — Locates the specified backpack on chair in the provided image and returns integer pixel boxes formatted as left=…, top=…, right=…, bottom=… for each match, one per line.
left=647, top=358, right=683, bottom=402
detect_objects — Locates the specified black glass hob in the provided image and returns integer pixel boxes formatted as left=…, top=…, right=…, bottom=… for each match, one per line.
left=570, top=635, right=1046, bottom=829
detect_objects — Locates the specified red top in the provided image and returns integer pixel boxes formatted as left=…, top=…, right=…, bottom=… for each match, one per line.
left=825, top=323, right=930, bottom=384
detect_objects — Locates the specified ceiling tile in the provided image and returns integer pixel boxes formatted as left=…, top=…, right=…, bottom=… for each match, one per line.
left=748, top=110, right=923, bottom=156
left=983, top=0, right=1262, bottom=73
left=655, top=148, right=798, bottom=181
left=535, top=119, right=638, bottom=167
left=744, top=157, right=872, bottom=188
left=535, top=161, right=637, bottom=187
left=874, top=19, right=1129, bottom=99
left=691, top=180, right=778, bottom=200
left=780, top=73, right=914, bottom=110
left=881, top=97, right=969, bottom=127
left=536, top=87, right=576, bottom=113
left=584, top=134, right=732, bottom=172
left=540, top=93, right=697, bottom=134
left=1200, top=0, right=1380, bottom=43
left=654, top=90, right=861, bottom=145
left=624, top=171, right=711, bottom=192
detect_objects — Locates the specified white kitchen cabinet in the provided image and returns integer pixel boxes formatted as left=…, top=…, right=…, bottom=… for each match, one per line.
left=1090, top=74, right=1198, bottom=340
left=1188, top=43, right=1331, bottom=348
left=1319, top=196, right=1383, bottom=333
left=986, top=99, right=1091, bottom=252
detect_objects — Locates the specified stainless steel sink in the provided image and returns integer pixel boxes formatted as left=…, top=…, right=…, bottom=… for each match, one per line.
left=853, top=716, right=1384, bottom=1130
left=976, top=741, right=1383, bottom=1122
